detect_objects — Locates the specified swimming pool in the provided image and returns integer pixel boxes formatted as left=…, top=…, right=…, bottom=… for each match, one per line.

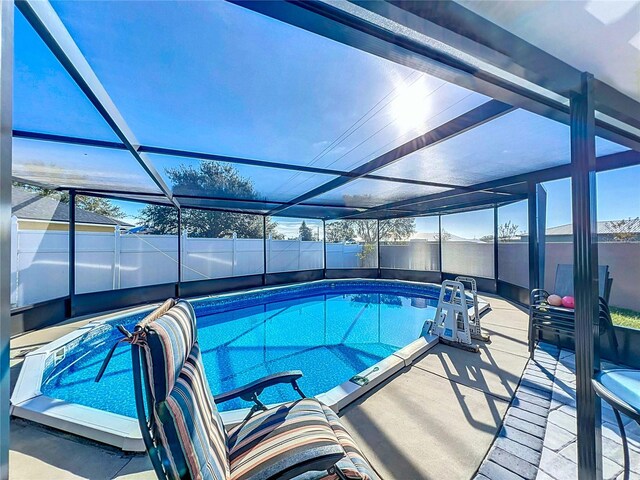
left=11, top=279, right=488, bottom=451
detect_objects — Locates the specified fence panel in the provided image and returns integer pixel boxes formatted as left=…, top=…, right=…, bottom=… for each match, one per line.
left=267, top=239, right=323, bottom=273
left=498, top=242, right=529, bottom=287
left=442, top=241, right=494, bottom=278
left=326, top=243, right=363, bottom=268
left=119, top=235, right=178, bottom=288
left=380, top=241, right=439, bottom=271
left=13, top=229, right=69, bottom=306
left=15, top=227, right=639, bottom=311
left=76, top=232, right=117, bottom=294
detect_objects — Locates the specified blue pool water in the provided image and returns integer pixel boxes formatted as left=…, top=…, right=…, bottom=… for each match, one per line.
left=41, top=281, right=439, bottom=416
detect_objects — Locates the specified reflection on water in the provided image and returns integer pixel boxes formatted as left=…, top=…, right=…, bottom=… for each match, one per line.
left=42, top=290, right=438, bottom=416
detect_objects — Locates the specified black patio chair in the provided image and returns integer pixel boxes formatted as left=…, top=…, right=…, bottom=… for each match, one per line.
left=551, top=264, right=613, bottom=303
left=528, top=264, right=618, bottom=360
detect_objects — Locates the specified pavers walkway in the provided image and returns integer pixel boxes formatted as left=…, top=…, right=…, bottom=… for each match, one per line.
left=540, top=348, right=640, bottom=480
left=476, top=343, right=640, bottom=480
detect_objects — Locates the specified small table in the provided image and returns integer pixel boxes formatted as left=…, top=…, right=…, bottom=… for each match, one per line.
left=592, top=369, right=640, bottom=480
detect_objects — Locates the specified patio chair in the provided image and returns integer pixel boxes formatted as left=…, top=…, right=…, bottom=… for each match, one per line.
left=101, top=298, right=379, bottom=480
left=529, top=293, right=619, bottom=363
left=551, top=263, right=613, bottom=302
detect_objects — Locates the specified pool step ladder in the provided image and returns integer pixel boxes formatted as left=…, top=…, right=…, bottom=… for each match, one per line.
left=455, top=276, right=491, bottom=343
left=427, top=280, right=480, bottom=353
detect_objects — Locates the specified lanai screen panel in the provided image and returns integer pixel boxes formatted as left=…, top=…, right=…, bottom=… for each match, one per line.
left=306, top=178, right=450, bottom=209
left=13, top=9, right=160, bottom=193
left=375, top=109, right=629, bottom=187
left=13, top=139, right=162, bottom=194
left=13, top=11, right=119, bottom=142
left=497, top=200, right=529, bottom=288
left=441, top=209, right=495, bottom=278
left=147, top=154, right=339, bottom=204
left=14, top=0, right=631, bottom=219
left=47, top=0, right=489, bottom=186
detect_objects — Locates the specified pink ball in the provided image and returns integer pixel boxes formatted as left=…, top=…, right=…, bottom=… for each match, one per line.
left=547, top=294, right=563, bottom=306
left=562, top=296, right=575, bottom=309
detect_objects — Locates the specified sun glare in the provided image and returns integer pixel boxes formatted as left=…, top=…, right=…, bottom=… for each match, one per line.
left=390, top=87, right=429, bottom=134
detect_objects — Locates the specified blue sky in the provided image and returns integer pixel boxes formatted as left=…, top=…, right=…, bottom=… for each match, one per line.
left=13, top=2, right=640, bottom=238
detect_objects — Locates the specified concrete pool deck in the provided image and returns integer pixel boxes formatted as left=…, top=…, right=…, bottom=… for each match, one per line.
left=8, top=293, right=530, bottom=479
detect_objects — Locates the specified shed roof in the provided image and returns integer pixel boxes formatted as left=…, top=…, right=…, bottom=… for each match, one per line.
left=11, top=186, right=132, bottom=227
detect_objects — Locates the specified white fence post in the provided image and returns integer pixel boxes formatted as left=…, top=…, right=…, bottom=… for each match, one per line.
left=10, top=216, right=18, bottom=307
left=298, top=236, right=302, bottom=270
left=267, top=234, right=272, bottom=273
left=113, top=227, right=121, bottom=290
left=182, top=231, right=188, bottom=281
left=232, top=232, right=237, bottom=277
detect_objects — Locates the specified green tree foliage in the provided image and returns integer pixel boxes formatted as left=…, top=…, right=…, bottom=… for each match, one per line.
left=326, top=218, right=416, bottom=243
left=76, top=195, right=126, bottom=219
left=298, top=220, right=315, bottom=241
left=326, top=218, right=415, bottom=267
left=326, top=221, right=356, bottom=243
left=378, top=218, right=416, bottom=242
left=137, top=162, right=278, bottom=237
left=337, top=194, right=415, bottom=243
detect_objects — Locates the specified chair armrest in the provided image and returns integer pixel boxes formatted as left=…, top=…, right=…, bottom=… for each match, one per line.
left=530, top=289, right=549, bottom=304
left=214, top=370, right=304, bottom=404
left=263, top=446, right=345, bottom=480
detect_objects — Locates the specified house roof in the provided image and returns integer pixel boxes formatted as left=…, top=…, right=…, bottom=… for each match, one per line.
left=11, top=186, right=132, bottom=227
left=410, top=232, right=483, bottom=242
left=546, top=219, right=640, bottom=236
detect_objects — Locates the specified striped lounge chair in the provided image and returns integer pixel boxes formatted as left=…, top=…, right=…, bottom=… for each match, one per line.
left=101, top=298, right=379, bottom=480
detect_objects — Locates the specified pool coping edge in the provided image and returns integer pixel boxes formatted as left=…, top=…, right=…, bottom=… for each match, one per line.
left=10, top=279, right=489, bottom=452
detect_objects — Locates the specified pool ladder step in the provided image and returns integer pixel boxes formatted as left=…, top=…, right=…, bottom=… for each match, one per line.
left=427, top=280, right=482, bottom=353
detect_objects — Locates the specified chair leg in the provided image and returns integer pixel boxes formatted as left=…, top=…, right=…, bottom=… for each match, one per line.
left=328, top=464, right=349, bottom=480
left=608, top=327, right=620, bottom=364
left=613, top=409, right=630, bottom=480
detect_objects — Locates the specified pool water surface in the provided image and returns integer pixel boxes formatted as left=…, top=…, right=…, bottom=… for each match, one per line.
left=41, top=284, right=439, bottom=417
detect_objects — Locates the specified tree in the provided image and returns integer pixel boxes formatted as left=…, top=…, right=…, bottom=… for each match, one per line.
left=498, top=220, right=520, bottom=241
left=326, top=219, right=417, bottom=244
left=76, top=195, right=126, bottom=219
left=479, top=221, right=521, bottom=243
left=606, top=217, right=640, bottom=242
left=378, top=218, right=416, bottom=242
left=326, top=221, right=356, bottom=243
left=298, top=220, right=314, bottom=241
left=326, top=218, right=415, bottom=267
left=138, top=162, right=278, bottom=238
left=434, top=229, right=451, bottom=242
left=13, top=182, right=125, bottom=219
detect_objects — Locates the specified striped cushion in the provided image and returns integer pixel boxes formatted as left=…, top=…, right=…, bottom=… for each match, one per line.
left=227, top=399, right=378, bottom=480
left=321, top=404, right=378, bottom=480
left=138, top=300, right=230, bottom=479
left=153, top=343, right=230, bottom=480
left=142, top=300, right=198, bottom=401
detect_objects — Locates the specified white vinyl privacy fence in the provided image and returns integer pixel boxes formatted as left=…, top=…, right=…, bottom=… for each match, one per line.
left=11, top=223, right=640, bottom=311
left=10, top=224, right=365, bottom=307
